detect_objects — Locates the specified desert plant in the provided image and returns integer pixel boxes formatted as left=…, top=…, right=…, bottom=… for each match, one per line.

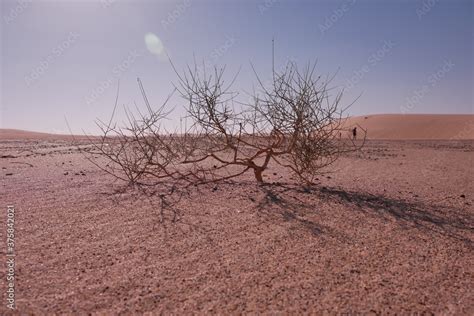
left=89, top=56, right=365, bottom=186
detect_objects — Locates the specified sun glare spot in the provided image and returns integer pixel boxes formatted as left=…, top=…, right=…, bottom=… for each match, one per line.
left=144, top=33, right=164, bottom=56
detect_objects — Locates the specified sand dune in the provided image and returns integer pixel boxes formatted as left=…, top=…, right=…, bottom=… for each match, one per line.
left=0, top=129, right=64, bottom=140
left=345, top=114, right=474, bottom=140
left=2, top=114, right=474, bottom=141
left=0, top=129, right=90, bottom=141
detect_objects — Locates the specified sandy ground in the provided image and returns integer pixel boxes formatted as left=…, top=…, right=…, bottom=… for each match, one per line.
left=0, top=135, right=473, bottom=314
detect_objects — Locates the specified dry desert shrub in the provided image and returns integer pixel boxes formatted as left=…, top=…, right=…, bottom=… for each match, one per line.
left=87, top=56, right=366, bottom=188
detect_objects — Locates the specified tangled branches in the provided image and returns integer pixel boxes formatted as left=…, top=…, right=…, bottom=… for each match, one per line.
left=88, top=57, right=365, bottom=187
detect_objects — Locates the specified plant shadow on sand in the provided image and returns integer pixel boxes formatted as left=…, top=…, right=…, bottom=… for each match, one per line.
left=100, top=180, right=473, bottom=248
left=254, top=183, right=473, bottom=247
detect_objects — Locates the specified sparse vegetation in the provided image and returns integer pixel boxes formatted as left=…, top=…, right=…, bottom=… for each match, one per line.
left=88, top=56, right=366, bottom=187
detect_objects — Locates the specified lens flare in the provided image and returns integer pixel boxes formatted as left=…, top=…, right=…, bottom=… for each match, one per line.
left=144, top=33, right=164, bottom=56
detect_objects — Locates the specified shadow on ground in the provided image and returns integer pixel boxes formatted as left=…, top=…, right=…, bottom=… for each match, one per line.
left=99, top=180, right=473, bottom=247
left=254, top=183, right=473, bottom=246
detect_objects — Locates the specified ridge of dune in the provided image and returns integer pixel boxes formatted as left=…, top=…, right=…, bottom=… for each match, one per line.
left=0, top=129, right=57, bottom=138
left=344, top=114, right=474, bottom=140
left=0, top=129, right=91, bottom=140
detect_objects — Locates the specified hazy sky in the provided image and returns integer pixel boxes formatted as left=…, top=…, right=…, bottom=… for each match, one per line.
left=1, top=0, right=473, bottom=133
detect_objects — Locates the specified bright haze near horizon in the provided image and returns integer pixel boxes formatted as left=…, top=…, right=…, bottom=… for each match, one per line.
left=1, top=0, right=473, bottom=134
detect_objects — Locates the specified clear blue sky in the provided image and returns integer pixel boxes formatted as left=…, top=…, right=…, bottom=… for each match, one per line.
left=1, top=0, right=473, bottom=133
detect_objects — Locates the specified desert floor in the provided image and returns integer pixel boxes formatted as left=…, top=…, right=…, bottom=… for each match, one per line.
left=1, top=138, right=473, bottom=314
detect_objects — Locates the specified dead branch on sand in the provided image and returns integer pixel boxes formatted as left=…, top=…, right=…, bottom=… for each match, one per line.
left=87, top=56, right=366, bottom=189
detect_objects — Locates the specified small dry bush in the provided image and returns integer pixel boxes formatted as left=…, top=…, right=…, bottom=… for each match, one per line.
left=87, top=56, right=365, bottom=188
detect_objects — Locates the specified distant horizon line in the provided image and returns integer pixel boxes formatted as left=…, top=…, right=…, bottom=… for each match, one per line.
left=1, top=113, right=473, bottom=136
